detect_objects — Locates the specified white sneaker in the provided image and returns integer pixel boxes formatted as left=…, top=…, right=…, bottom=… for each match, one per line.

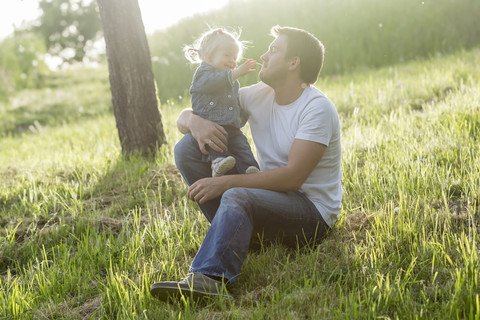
left=211, top=156, right=236, bottom=177
left=245, top=166, right=260, bottom=174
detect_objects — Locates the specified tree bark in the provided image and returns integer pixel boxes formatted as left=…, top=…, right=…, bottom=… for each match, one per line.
left=97, top=0, right=165, bottom=156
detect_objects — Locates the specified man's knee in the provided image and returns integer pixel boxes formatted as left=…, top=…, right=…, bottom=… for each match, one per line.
left=221, top=188, right=251, bottom=205
left=223, top=187, right=245, bottom=197
left=174, top=134, right=197, bottom=169
left=217, top=188, right=253, bottom=223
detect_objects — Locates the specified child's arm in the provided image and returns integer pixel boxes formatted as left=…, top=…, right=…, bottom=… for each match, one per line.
left=232, top=59, right=257, bottom=81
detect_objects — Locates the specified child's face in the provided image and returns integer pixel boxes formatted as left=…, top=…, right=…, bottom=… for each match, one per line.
left=208, top=42, right=239, bottom=71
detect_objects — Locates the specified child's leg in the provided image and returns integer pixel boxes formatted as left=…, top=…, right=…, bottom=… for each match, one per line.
left=203, top=134, right=236, bottom=177
left=226, top=127, right=259, bottom=174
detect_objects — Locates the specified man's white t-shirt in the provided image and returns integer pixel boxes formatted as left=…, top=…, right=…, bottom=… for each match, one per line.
left=239, top=82, right=342, bottom=227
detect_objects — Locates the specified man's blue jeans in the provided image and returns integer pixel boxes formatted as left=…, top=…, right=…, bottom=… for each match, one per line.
left=174, top=134, right=329, bottom=283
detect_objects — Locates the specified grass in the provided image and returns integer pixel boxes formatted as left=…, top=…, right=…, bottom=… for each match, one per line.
left=0, top=47, right=479, bottom=319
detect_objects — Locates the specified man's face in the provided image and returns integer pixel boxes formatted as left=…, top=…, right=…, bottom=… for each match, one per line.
left=259, top=35, right=290, bottom=86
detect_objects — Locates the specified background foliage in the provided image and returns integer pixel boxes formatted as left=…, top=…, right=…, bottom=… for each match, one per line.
left=0, top=32, right=48, bottom=101
left=148, top=0, right=480, bottom=101
left=1, top=0, right=479, bottom=103
left=35, top=0, right=102, bottom=63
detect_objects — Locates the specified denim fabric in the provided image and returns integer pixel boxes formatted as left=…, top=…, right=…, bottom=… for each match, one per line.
left=190, top=62, right=248, bottom=128
left=174, top=134, right=329, bottom=283
left=202, top=125, right=259, bottom=174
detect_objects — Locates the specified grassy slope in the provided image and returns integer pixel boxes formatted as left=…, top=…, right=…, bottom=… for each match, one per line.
left=0, top=48, right=479, bottom=319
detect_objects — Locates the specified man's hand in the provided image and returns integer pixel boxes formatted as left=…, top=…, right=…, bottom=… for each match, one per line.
left=177, top=109, right=228, bottom=155
left=187, top=176, right=229, bottom=204
left=191, top=117, right=228, bottom=155
left=232, top=59, right=257, bottom=81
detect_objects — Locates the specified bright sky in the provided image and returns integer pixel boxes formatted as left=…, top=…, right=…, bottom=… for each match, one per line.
left=0, top=0, right=230, bottom=40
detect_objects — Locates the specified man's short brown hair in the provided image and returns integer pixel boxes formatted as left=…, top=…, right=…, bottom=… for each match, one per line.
left=271, top=26, right=324, bottom=85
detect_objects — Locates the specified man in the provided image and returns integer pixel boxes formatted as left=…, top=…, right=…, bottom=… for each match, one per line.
left=150, top=25, right=342, bottom=302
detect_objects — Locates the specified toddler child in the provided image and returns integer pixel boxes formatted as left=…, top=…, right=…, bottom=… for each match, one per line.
left=184, top=28, right=260, bottom=177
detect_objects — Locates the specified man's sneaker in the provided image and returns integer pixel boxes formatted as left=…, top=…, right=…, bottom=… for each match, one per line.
left=245, top=166, right=260, bottom=174
left=149, top=273, right=233, bottom=302
left=211, top=156, right=236, bottom=177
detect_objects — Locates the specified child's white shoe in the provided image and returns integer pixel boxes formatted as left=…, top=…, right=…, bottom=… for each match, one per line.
left=245, top=166, right=260, bottom=174
left=211, top=156, right=236, bottom=177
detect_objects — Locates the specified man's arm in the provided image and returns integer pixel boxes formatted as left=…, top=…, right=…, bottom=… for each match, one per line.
left=187, top=139, right=327, bottom=204
left=176, top=108, right=229, bottom=155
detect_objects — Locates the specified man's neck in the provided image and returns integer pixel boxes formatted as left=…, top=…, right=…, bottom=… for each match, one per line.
left=273, top=81, right=306, bottom=105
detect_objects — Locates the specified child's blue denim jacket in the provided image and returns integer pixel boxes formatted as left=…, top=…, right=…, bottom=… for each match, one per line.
left=190, top=62, right=248, bottom=128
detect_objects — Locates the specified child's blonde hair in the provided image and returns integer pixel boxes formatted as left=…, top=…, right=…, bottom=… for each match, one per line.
left=184, top=27, right=247, bottom=64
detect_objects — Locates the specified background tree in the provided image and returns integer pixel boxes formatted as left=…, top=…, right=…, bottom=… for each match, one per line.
left=36, top=0, right=103, bottom=63
left=96, top=0, right=166, bottom=156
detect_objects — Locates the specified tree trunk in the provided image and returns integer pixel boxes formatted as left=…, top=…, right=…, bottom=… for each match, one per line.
left=97, top=0, right=165, bottom=157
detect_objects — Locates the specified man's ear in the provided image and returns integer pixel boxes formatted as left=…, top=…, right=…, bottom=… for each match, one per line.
left=288, top=56, right=300, bottom=71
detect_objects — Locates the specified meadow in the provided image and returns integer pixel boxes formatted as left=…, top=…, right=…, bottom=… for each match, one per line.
left=1, top=41, right=479, bottom=318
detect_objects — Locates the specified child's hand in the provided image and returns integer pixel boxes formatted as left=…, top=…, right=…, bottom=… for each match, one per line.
left=232, top=59, right=257, bottom=80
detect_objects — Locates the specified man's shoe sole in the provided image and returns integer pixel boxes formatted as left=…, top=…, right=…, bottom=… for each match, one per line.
left=149, top=282, right=232, bottom=302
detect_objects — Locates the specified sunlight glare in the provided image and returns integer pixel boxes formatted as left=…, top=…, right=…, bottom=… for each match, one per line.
left=138, top=0, right=230, bottom=33
left=0, top=0, right=230, bottom=40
